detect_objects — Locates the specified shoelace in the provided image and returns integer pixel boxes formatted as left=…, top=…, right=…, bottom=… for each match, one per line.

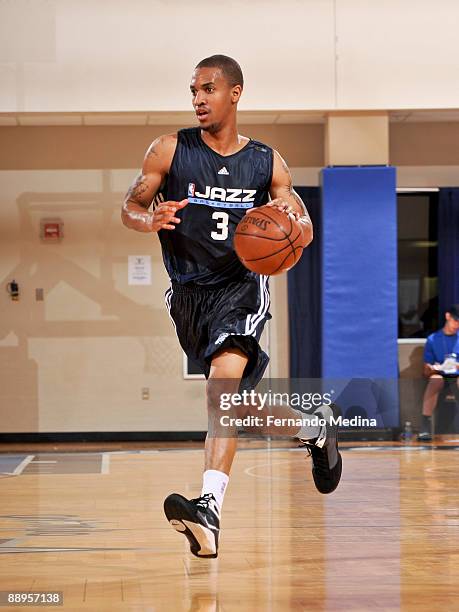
left=298, top=418, right=327, bottom=449
left=192, top=493, right=215, bottom=509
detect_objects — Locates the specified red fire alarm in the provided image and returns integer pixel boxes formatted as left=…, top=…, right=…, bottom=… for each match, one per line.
left=40, top=218, right=64, bottom=242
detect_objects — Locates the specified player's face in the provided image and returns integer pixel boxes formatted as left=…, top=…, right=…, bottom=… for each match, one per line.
left=190, top=67, right=241, bottom=133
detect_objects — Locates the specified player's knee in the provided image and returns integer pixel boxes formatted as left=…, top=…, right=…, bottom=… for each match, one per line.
left=210, top=346, right=249, bottom=379
left=206, top=380, right=232, bottom=414
left=206, top=378, right=245, bottom=417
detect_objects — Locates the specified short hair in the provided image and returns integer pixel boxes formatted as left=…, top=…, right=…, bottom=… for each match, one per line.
left=195, top=54, right=244, bottom=89
left=447, top=304, right=459, bottom=320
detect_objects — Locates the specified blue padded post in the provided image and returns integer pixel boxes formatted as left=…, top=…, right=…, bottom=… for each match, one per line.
left=321, top=166, right=399, bottom=426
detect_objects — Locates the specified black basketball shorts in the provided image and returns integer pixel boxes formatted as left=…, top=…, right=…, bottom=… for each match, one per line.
left=165, top=273, right=271, bottom=390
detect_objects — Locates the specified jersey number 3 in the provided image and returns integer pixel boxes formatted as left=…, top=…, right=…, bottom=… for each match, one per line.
left=211, top=211, right=229, bottom=241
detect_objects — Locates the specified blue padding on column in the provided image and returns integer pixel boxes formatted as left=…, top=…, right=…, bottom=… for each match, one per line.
left=321, top=167, right=398, bottom=426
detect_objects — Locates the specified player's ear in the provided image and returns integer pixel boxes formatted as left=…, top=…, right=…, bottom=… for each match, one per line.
left=231, top=85, right=242, bottom=104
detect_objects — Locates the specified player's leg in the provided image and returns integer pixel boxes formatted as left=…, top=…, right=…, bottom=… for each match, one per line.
left=209, top=362, right=342, bottom=496
left=204, top=346, right=248, bottom=474
left=163, top=284, right=223, bottom=557
left=418, top=375, right=444, bottom=441
left=201, top=271, right=342, bottom=495
left=163, top=347, right=247, bottom=559
left=247, top=396, right=341, bottom=493
left=206, top=348, right=330, bottom=463
left=206, top=340, right=342, bottom=495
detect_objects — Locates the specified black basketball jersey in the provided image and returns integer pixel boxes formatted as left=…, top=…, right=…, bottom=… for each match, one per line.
left=155, top=127, right=273, bottom=285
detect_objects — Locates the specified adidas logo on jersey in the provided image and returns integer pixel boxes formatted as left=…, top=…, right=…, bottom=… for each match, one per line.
left=217, top=166, right=229, bottom=175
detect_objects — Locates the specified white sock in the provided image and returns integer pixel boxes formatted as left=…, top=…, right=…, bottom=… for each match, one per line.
left=201, top=469, right=229, bottom=513
left=293, top=409, right=322, bottom=441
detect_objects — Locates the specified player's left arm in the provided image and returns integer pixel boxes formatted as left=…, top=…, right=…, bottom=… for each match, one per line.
left=268, top=150, right=313, bottom=247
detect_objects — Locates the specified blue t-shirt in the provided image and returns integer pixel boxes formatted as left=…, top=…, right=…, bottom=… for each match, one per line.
left=424, top=329, right=459, bottom=375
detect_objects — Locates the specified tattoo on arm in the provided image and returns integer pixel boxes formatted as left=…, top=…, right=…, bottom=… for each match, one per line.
left=279, top=154, right=311, bottom=224
left=126, top=174, right=151, bottom=209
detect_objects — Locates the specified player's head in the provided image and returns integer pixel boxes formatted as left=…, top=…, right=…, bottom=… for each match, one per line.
left=191, top=55, right=243, bottom=133
left=445, top=304, right=459, bottom=331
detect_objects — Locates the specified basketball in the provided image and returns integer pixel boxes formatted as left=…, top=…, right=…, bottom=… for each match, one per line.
left=233, top=204, right=307, bottom=275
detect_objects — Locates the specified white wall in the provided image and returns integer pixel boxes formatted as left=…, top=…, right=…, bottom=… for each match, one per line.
left=0, top=166, right=289, bottom=432
left=335, top=0, right=459, bottom=108
left=1, top=0, right=458, bottom=113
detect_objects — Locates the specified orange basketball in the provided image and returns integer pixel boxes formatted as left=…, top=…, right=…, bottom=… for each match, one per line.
left=234, top=205, right=307, bottom=275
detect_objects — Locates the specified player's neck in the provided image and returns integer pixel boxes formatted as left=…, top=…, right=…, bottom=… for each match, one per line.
left=200, top=122, right=248, bottom=156
left=443, top=323, right=456, bottom=335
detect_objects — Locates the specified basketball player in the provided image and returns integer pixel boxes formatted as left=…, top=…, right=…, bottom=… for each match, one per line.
left=122, top=55, right=342, bottom=558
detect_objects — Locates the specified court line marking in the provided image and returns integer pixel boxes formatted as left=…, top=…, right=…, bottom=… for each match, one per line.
left=0, top=547, right=163, bottom=554
left=101, top=453, right=110, bottom=474
left=12, top=455, right=35, bottom=475
left=244, top=458, right=310, bottom=482
left=0, top=538, right=24, bottom=548
left=243, top=457, right=403, bottom=486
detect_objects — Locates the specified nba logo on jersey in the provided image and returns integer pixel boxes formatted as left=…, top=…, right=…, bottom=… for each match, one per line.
left=188, top=183, right=195, bottom=197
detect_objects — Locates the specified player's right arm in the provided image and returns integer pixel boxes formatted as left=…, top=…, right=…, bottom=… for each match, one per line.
left=121, top=134, right=188, bottom=232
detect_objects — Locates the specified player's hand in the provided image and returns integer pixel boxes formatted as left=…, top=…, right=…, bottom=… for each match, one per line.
left=266, top=199, right=313, bottom=247
left=152, top=199, right=188, bottom=231
left=246, top=199, right=300, bottom=220
left=265, top=198, right=301, bottom=221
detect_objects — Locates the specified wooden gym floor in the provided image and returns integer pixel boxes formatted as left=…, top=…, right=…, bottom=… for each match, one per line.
left=0, top=438, right=458, bottom=612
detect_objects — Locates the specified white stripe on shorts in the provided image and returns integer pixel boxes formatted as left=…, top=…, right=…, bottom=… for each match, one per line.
left=245, top=275, right=270, bottom=337
left=164, top=287, right=176, bottom=330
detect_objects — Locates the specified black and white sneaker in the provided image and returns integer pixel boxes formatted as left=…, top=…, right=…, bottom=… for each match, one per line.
left=300, top=403, right=342, bottom=494
left=164, top=492, right=220, bottom=558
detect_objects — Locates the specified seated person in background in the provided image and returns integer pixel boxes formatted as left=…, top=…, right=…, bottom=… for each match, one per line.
left=418, top=304, right=459, bottom=441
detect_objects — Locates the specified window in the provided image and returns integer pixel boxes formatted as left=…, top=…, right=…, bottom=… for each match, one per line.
left=397, top=191, right=439, bottom=338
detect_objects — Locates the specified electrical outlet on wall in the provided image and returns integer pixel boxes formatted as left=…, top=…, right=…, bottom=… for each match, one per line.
left=141, top=388, right=150, bottom=400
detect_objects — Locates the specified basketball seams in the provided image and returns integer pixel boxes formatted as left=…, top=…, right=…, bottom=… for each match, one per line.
left=234, top=205, right=305, bottom=275
left=270, top=247, right=302, bottom=274
left=247, top=208, right=302, bottom=253
left=234, top=231, right=294, bottom=242
left=237, top=234, right=298, bottom=261
left=249, top=208, right=294, bottom=240
left=234, top=222, right=303, bottom=259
